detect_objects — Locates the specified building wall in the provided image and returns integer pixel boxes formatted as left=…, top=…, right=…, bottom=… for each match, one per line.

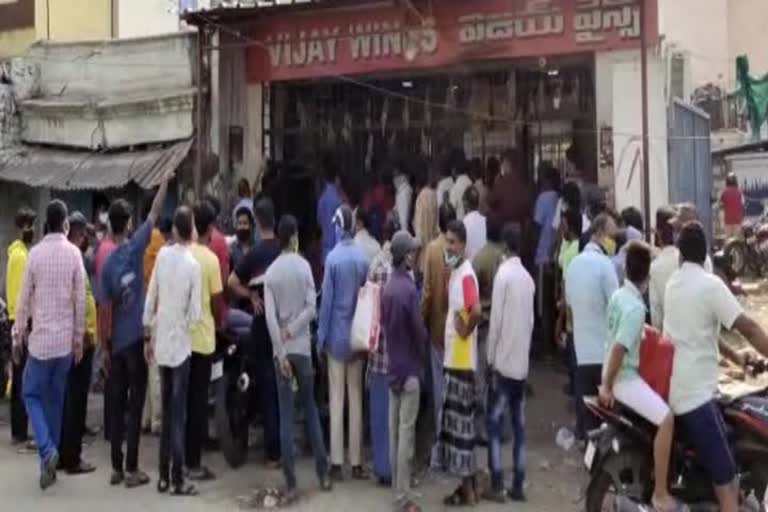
left=34, top=0, right=112, bottom=42
left=658, top=0, right=768, bottom=90
left=0, top=0, right=35, bottom=58
left=117, top=0, right=179, bottom=39
left=596, top=49, right=669, bottom=221
left=727, top=0, right=768, bottom=80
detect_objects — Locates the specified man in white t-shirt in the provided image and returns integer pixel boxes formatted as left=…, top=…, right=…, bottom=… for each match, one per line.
left=462, top=186, right=486, bottom=262
left=143, top=206, right=202, bottom=496
left=664, top=222, right=768, bottom=512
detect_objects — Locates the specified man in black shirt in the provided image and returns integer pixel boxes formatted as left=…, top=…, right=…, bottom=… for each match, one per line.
left=227, top=198, right=282, bottom=466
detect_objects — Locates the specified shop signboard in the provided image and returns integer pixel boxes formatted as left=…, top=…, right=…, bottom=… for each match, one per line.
left=245, top=0, right=658, bottom=82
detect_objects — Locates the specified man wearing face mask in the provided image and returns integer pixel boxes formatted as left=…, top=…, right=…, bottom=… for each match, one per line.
left=317, top=204, right=370, bottom=481
left=599, top=241, right=677, bottom=512
left=565, top=213, right=619, bottom=442
left=433, top=220, right=482, bottom=506
left=265, top=215, right=332, bottom=503
left=382, top=230, right=428, bottom=512
left=6, top=206, right=37, bottom=450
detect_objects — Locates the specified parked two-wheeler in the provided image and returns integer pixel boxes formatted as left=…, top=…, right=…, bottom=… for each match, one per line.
left=583, top=370, right=768, bottom=511
left=724, top=214, right=768, bottom=277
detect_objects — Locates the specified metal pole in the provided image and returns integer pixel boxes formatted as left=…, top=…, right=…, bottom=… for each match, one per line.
left=640, top=0, right=652, bottom=241
left=194, top=28, right=204, bottom=200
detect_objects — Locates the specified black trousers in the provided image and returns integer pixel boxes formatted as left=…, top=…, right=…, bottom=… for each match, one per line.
left=11, top=339, right=29, bottom=442
left=160, top=359, right=190, bottom=485
left=574, top=364, right=602, bottom=440
left=60, top=345, right=94, bottom=469
left=534, top=264, right=556, bottom=356
left=252, top=355, right=281, bottom=462
left=109, top=342, right=148, bottom=473
left=185, top=352, right=211, bottom=469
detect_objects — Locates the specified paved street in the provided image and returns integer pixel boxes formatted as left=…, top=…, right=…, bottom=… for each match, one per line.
left=0, top=368, right=584, bottom=511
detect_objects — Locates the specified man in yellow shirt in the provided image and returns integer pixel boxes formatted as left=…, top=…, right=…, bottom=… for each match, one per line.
left=187, top=202, right=225, bottom=481
left=59, top=212, right=98, bottom=474
left=5, top=206, right=36, bottom=447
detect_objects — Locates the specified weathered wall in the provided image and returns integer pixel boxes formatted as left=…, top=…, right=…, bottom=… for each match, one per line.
left=16, top=32, right=197, bottom=149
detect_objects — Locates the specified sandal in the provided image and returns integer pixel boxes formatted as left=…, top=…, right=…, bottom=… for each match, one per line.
left=157, top=478, right=170, bottom=494
left=125, top=470, right=150, bottom=488
left=444, top=486, right=475, bottom=507
left=652, top=496, right=685, bottom=512
left=170, top=483, right=198, bottom=496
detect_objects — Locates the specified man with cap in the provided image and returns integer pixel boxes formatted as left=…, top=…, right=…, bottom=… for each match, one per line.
left=59, top=211, right=98, bottom=474
left=317, top=204, right=370, bottom=481
left=381, top=230, right=429, bottom=512
left=649, top=204, right=712, bottom=330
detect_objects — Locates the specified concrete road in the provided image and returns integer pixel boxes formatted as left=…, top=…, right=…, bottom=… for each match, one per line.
left=0, top=368, right=584, bottom=511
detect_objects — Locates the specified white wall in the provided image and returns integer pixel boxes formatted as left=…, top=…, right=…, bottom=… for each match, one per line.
left=596, top=49, right=669, bottom=223
left=118, top=0, right=180, bottom=38
left=658, top=0, right=768, bottom=91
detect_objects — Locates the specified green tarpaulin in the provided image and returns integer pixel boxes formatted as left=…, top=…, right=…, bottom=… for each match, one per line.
left=736, top=55, right=768, bottom=138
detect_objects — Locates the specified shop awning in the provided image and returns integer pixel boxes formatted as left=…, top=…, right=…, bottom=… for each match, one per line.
left=0, top=139, right=192, bottom=190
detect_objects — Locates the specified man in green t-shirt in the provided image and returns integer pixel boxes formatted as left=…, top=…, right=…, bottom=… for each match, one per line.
left=599, top=241, right=677, bottom=512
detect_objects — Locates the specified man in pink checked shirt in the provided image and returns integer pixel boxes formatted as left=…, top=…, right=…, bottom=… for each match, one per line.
left=12, top=199, right=86, bottom=491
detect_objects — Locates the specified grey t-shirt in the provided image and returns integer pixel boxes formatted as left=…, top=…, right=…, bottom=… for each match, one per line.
left=264, top=252, right=317, bottom=359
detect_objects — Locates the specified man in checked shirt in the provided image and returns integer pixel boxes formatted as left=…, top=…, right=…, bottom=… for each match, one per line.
left=12, top=200, right=86, bottom=490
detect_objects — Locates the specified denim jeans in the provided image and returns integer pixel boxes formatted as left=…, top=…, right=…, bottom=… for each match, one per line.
left=275, top=354, right=328, bottom=489
left=159, top=359, right=190, bottom=485
left=487, top=371, right=526, bottom=493
left=23, top=354, right=72, bottom=471
left=368, top=371, right=391, bottom=481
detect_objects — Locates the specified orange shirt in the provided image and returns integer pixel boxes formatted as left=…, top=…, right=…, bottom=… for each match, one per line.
left=143, top=228, right=165, bottom=289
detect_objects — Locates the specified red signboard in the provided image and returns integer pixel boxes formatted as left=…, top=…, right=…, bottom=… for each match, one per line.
left=246, top=0, right=658, bottom=83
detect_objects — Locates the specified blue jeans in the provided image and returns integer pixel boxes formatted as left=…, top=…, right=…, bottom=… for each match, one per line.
left=159, top=359, right=190, bottom=485
left=275, top=354, right=328, bottom=489
left=368, top=371, right=391, bottom=481
left=487, top=372, right=526, bottom=493
left=23, top=354, right=72, bottom=471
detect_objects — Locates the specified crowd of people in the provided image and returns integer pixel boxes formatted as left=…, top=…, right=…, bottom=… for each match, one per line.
left=3, top=147, right=768, bottom=512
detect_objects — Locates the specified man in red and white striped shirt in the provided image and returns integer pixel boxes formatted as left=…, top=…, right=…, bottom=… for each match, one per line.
left=12, top=199, right=86, bottom=490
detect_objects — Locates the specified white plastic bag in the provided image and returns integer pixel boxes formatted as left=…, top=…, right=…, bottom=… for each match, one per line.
left=350, top=282, right=381, bottom=353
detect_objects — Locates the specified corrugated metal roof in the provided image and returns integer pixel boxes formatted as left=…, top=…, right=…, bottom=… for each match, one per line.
left=0, top=139, right=192, bottom=190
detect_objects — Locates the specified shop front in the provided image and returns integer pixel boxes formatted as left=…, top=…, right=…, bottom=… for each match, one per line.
left=186, top=0, right=663, bottom=219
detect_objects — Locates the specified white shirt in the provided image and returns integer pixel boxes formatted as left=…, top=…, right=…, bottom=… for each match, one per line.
left=462, top=210, right=487, bottom=262
left=487, top=257, right=535, bottom=380
left=143, top=244, right=202, bottom=368
left=436, top=176, right=454, bottom=210
left=565, top=242, right=619, bottom=366
left=444, top=259, right=479, bottom=371
left=394, top=174, right=413, bottom=231
left=649, top=246, right=713, bottom=329
left=450, top=174, right=473, bottom=219
left=665, top=262, right=743, bottom=414
left=354, top=229, right=381, bottom=262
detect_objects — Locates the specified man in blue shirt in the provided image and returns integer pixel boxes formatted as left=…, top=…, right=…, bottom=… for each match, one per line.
left=564, top=213, right=619, bottom=441
left=318, top=205, right=370, bottom=481
left=100, top=172, right=171, bottom=488
left=317, top=160, right=343, bottom=263
left=532, top=166, right=560, bottom=355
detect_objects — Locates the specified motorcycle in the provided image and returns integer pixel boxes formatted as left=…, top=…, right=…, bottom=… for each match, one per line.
left=583, top=368, right=768, bottom=511
left=213, top=281, right=328, bottom=469
left=724, top=213, right=768, bottom=277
